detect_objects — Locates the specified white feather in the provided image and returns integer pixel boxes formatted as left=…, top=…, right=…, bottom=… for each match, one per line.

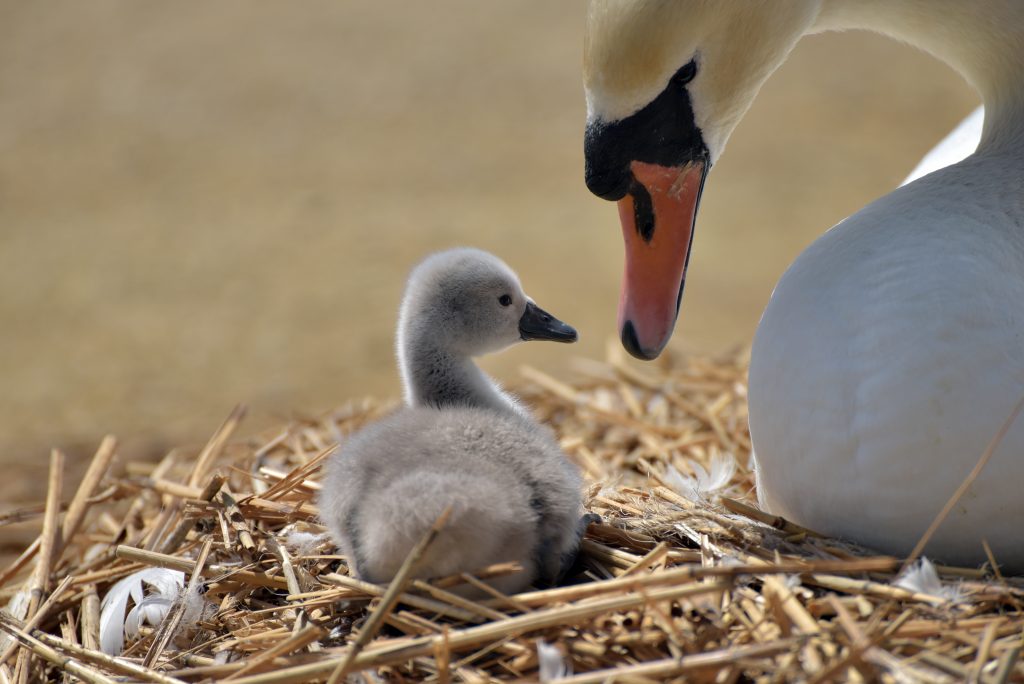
left=665, top=452, right=737, bottom=501
left=100, top=568, right=184, bottom=655
left=537, top=640, right=570, bottom=682
left=125, top=597, right=173, bottom=639
left=179, top=581, right=210, bottom=634
left=894, top=558, right=962, bottom=602
left=284, top=531, right=327, bottom=557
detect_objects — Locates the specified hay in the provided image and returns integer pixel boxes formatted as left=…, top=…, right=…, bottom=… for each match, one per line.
left=1, top=344, right=1022, bottom=683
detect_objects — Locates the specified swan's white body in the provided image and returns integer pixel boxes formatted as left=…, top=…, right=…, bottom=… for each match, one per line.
left=752, top=140, right=1024, bottom=567
left=585, top=0, right=1024, bottom=569
left=748, top=5, right=1024, bottom=569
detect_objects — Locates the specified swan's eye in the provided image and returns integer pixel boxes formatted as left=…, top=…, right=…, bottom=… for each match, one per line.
left=673, top=60, right=697, bottom=86
left=498, top=294, right=513, bottom=307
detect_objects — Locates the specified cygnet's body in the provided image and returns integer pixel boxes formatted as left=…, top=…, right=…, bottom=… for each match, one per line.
left=319, top=248, right=586, bottom=594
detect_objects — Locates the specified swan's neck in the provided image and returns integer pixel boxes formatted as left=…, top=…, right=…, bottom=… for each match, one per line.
left=814, top=0, right=1024, bottom=151
left=398, top=330, right=517, bottom=414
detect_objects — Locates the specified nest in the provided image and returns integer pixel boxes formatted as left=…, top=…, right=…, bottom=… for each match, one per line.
left=1, top=344, right=1022, bottom=683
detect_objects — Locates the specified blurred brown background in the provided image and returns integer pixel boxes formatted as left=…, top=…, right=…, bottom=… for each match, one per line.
left=0, top=2, right=976, bottom=515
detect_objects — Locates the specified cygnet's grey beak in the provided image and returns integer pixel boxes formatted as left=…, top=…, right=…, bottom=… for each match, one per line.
left=519, top=301, right=578, bottom=343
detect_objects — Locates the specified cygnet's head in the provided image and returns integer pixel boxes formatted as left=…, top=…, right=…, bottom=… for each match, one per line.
left=398, top=248, right=577, bottom=358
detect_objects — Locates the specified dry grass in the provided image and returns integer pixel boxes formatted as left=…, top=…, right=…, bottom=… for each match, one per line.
left=0, top=345, right=1021, bottom=683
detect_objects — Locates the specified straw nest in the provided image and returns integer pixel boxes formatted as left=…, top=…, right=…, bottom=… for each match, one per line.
left=1, top=344, right=1022, bottom=683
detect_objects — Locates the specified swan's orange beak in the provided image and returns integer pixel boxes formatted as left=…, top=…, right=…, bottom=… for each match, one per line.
left=617, top=160, right=706, bottom=360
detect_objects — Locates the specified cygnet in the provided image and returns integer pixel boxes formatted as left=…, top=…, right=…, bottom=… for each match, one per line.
left=319, top=248, right=590, bottom=594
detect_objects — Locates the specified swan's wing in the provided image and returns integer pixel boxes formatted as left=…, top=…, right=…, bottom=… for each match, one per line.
left=901, top=106, right=984, bottom=186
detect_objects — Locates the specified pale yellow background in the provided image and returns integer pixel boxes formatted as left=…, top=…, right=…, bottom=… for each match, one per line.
left=0, top=2, right=976, bottom=513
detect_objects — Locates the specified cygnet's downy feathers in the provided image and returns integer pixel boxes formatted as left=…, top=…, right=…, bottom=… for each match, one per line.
left=321, top=408, right=584, bottom=593
left=320, top=248, right=587, bottom=594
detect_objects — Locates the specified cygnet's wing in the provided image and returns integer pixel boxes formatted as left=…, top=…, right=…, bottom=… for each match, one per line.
left=439, top=411, right=585, bottom=585
left=356, top=468, right=540, bottom=594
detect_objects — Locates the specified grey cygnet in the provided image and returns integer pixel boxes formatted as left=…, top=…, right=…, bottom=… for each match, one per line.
left=319, top=248, right=592, bottom=595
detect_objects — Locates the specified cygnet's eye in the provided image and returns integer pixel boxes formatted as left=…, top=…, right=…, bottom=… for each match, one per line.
left=673, top=59, right=697, bottom=86
left=498, top=294, right=513, bottom=307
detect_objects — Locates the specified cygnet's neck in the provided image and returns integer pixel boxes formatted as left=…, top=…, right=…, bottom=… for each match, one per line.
left=814, top=0, right=1024, bottom=153
left=397, top=317, right=519, bottom=414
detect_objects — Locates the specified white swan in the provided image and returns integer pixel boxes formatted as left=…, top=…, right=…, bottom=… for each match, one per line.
left=319, top=248, right=587, bottom=594
left=582, top=1, right=1024, bottom=570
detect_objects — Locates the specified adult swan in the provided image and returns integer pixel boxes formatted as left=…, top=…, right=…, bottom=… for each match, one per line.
left=582, top=1, right=1024, bottom=570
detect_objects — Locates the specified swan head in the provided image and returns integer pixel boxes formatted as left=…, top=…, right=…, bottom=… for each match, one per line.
left=397, top=248, right=577, bottom=362
left=583, top=0, right=817, bottom=359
